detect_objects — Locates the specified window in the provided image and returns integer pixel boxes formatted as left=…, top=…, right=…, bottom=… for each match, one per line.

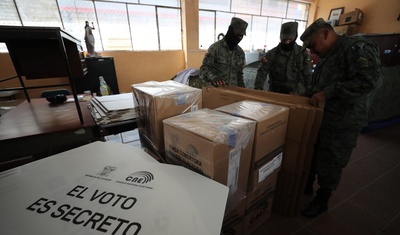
left=0, top=0, right=182, bottom=52
left=199, top=0, right=310, bottom=51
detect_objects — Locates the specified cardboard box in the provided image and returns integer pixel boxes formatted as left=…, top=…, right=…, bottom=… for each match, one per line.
left=221, top=216, right=244, bottom=235
left=215, top=100, right=288, bottom=191
left=163, top=108, right=256, bottom=212
left=242, top=191, right=274, bottom=234
left=334, top=24, right=360, bottom=35
left=203, top=86, right=317, bottom=144
left=339, top=9, right=363, bottom=25
left=223, top=197, right=246, bottom=224
left=132, top=80, right=202, bottom=152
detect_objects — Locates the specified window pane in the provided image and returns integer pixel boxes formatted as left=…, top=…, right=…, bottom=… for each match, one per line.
left=101, top=0, right=139, bottom=3
left=199, top=11, right=215, bottom=50
left=128, top=5, right=158, bottom=51
left=232, top=0, right=262, bottom=15
left=58, top=0, right=102, bottom=52
left=199, top=0, right=230, bottom=12
left=262, top=0, right=287, bottom=18
left=139, top=0, right=180, bottom=7
left=287, top=2, right=309, bottom=21
left=265, top=18, right=282, bottom=50
left=15, top=0, right=62, bottom=27
left=0, top=0, right=21, bottom=26
left=158, top=8, right=182, bottom=50
left=251, top=16, right=268, bottom=51
left=296, top=20, right=307, bottom=45
left=95, top=2, right=132, bottom=51
left=216, top=12, right=234, bottom=41
left=234, top=14, right=252, bottom=51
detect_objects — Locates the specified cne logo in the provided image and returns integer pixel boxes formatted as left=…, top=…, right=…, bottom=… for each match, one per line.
left=126, top=171, right=154, bottom=184
left=97, top=166, right=117, bottom=177
left=250, top=200, right=269, bottom=224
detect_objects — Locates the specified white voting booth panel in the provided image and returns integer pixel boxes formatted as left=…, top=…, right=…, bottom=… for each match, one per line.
left=0, top=141, right=228, bottom=235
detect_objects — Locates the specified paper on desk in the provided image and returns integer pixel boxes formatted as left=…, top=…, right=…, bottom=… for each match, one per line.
left=0, top=141, right=228, bottom=235
left=94, top=93, right=135, bottom=111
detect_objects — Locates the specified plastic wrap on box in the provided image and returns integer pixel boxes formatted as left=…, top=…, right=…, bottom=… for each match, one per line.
left=132, top=80, right=202, bottom=153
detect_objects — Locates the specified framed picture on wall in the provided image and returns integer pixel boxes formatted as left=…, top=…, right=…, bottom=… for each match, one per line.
left=328, top=7, right=344, bottom=21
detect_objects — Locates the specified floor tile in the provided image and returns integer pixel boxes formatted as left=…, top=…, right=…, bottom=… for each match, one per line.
left=342, top=151, right=398, bottom=188
left=364, top=164, right=400, bottom=209
left=259, top=212, right=303, bottom=235
left=330, top=200, right=385, bottom=235
left=306, top=213, right=360, bottom=235
left=349, top=188, right=399, bottom=222
left=376, top=213, right=400, bottom=235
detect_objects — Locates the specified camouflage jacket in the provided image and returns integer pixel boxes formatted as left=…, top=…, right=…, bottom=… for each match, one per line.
left=254, top=43, right=311, bottom=95
left=199, top=39, right=245, bottom=87
left=311, top=35, right=382, bottom=131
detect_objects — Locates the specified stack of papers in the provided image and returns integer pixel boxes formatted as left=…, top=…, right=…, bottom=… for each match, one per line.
left=87, top=93, right=139, bottom=125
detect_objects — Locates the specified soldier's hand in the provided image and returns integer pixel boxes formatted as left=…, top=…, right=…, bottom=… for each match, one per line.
left=310, top=91, right=326, bottom=108
left=213, top=79, right=225, bottom=87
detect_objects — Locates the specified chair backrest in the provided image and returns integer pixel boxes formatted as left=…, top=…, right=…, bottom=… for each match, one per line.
left=41, top=89, right=70, bottom=98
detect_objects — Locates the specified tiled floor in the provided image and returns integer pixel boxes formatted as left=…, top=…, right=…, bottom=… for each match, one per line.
left=105, top=123, right=400, bottom=235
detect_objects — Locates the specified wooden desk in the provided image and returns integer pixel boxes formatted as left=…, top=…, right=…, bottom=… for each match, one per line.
left=0, top=98, right=99, bottom=162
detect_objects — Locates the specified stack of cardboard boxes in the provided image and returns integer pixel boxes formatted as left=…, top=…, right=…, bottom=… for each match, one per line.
left=215, top=101, right=289, bottom=234
left=132, top=82, right=323, bottom=234
left=201, top=86, right=323, bottom=217
left=334, top=8, right=363, bottom=36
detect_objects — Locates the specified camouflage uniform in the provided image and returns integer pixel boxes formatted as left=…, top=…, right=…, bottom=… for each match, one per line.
left=302, top=20, right=382, bottom=192
left=254, top=44, right=311, bottom=94
left=199, top=17, right=247, bottom=87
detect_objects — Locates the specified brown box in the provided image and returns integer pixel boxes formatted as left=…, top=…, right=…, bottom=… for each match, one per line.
left=338, top=9, right=363, bottom=25
left=334, top=24, right=360, bottom=35
left=242, top=190, right=274, bottom=234
left=203, top=86, right=318, bottom=144
left=215, top=101, right=288, bottom=192
left=221, top=216, right=244, bottom=235
left=223, top=197, right=246, bottom=224
left=132, top=80, right=202, bottom=152
left=163, top=108, right=256, bottom=212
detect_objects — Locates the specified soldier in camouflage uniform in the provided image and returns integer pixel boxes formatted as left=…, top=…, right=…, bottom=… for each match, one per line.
left=254, top=22, right=311, bottom=95
left=199, top=17, right=248, bottom=87
left=300, top=18, right=382, bottom=218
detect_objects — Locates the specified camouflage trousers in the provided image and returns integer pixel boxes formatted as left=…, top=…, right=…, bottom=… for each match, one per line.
left=307, top=127, right=362, bottom=192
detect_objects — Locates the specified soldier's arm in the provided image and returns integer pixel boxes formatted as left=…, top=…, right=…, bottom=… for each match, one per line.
left=299, top=49, right=312, bottom=96
left=254, top=52, right=272, bottom=90
left=237, top=51, right=245, bottom=87
left=199, top=45, right=218, bottom=82
left=323, top=40, right=382, bottom=100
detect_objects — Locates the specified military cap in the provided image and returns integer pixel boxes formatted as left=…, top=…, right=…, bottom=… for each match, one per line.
left=230, top=17, right=248, bottom=36
left=300, top=18, right=330, bottom=50
left=280, top=22, right=298, bottom=40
